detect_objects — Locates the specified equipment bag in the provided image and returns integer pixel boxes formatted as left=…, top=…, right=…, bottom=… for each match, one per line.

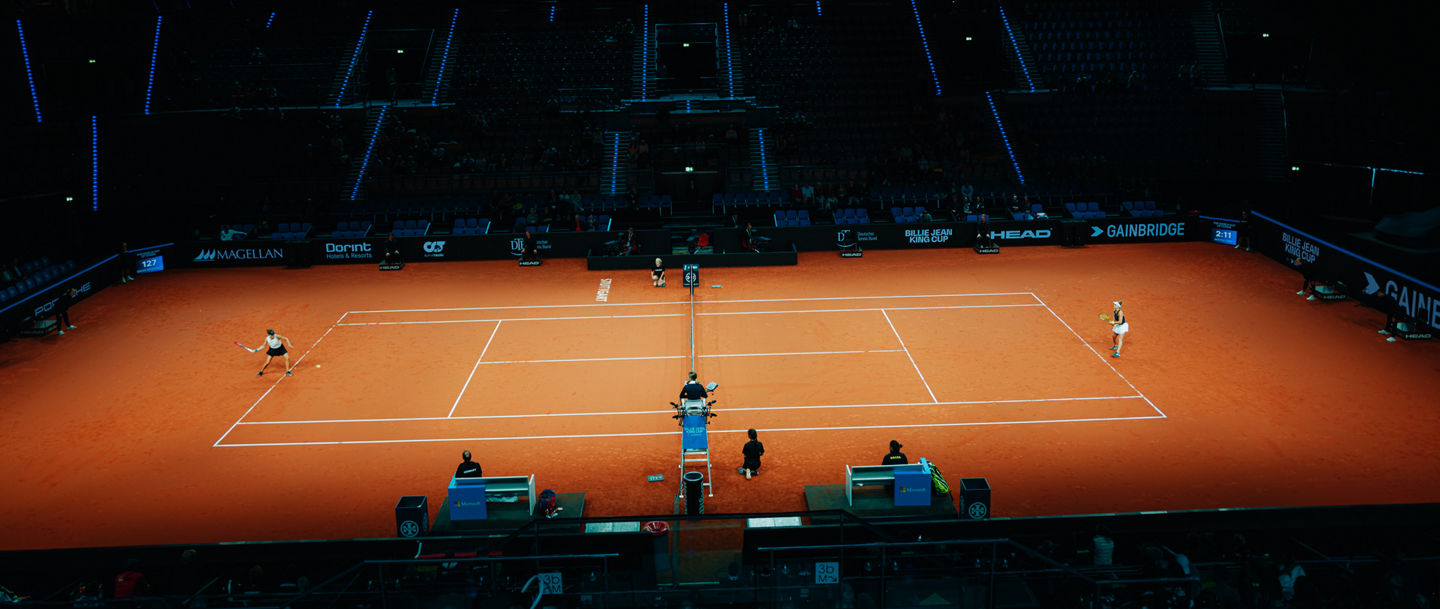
left=931, top=463, right=951, bottom=496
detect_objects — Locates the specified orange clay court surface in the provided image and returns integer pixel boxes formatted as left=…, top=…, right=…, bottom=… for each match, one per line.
left=1, top=242, right=1438, bottom=551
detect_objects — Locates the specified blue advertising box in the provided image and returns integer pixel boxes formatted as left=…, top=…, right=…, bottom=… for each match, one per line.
left=448, top=475, right=488, bottom=521
left=893, top=459, right=932, bottom=506
left=681, top=415, right=708, bottom=450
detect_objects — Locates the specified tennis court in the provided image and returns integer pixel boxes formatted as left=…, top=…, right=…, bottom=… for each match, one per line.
left=1, top=242, right=1438, bottom=550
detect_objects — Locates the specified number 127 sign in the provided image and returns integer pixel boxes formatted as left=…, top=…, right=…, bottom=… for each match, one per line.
left=815, top=561, right=839, bottom=584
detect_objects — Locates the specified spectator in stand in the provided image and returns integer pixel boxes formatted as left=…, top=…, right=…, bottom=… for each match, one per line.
left=1, top=258, right=22, bottom=285
left=219, top=225, right=243, bottom=241
left=800, top=183, right=816, bottom=205
left=112, top=558, right=149, bottom=599
left=455, top=450, right=482, bottom=478
left=573, top=214, right=590, bottom=231
left=960, top=181, right=975, bottom=201
left=622, top=227, right=638, bottom=255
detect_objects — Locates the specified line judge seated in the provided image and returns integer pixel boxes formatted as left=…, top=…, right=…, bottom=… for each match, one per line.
left=455, top=450, right=482, bottom=478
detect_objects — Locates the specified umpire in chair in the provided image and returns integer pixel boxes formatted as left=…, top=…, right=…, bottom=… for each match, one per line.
left=677, top=371, right=718, bottom=417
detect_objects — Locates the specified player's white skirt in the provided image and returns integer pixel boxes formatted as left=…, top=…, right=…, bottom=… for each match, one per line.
left=1113, top=322, right=1130, bottom=336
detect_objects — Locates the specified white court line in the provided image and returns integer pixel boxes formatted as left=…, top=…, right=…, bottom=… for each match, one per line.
left=448, top=320, right=502, bottom=417
left=702, top=349, right=903, bottom=358
left=479, top=354, right=687, bottom=365
left=338, top=313, right=686, bottom=326
left=699, top=304, right=1041, bottom=316
left=236, top=395, right=1149, bottom=426
left=343, top=292, right=1039, bottom=315
left=333, top=305, right=1039, bottom=327
left=473, top=349, right=903, bottom=365
left=881, top=309, right=938, bottom=403
left=213, top=312, right=346, bottom=447
left=1029, top=292, right=1166, bottom=418
left=216, top=413, right=1168, bottom=447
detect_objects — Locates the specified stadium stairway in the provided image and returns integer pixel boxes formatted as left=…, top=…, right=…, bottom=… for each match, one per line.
left=1254, top=86, right=1290, bottom=183
left=602, top=131, right=633, bottom=197
left=1189, top=0, right=1230, bottom=87
left=344, top=106, right=389, bottom=201
left=1000, top=4, right=1044, bottom=91
left=748, top=128, right=777, bottom=192
left=329, top=26, right=371, bottom=107
left=631, top=13, right=656, bottom=100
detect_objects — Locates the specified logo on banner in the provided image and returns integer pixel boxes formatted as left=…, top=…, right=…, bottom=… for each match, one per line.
left=1282, top=232, right=1320, bottom=264
left=422, top=240, right=446, bottom=258
left=1364, top=272, right=1440, bottom=329
left=323, top=242, right=374, bottom=261
left=905, top=228, right=952, bottom=244
left=193, top=247, right=284, bottom=262
left=509, top=238, right=551, bottom=256
left=990, top=229, right=1052, bottom=240
left=1090, top=222, right=1186, bottom=239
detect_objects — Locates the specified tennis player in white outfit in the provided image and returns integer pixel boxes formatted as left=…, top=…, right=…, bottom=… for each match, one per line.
left=254, top=329, right=295, bottom=376
left=1109, top=301, right=1129, bottom=358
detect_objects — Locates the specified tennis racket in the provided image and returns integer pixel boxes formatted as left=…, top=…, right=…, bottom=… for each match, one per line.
left=1099, top=314, right=1111, bottom=322
left=234, top=341, right=257, bottom=353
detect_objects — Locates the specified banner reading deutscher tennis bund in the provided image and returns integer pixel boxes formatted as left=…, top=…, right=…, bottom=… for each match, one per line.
left=1253, top=212, right=1440, bottom=333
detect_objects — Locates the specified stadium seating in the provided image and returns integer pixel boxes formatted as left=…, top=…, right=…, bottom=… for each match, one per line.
left=833, top=208, right=872, bottom=225
left=390, top=219, right=432, bottom=238
left=269, top=222, right=313, bottom=240
left=332, top=220, right=373, bottom=238
left=637, top=194, right=673, bottom=215
left=451, top=218, right=492, bottom=236
left=773, top=209, right=812, bottom=227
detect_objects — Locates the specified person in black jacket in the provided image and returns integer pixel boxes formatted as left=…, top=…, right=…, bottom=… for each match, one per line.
left=455, top=450, right=482, bottom=478
left=881, top=440, right=907, bottom=465
left=55, top=288, right=79, bottom=335
left=739, top=429, right=764, bottom=480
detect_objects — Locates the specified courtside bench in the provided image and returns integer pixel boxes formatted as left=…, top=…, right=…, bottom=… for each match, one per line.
left=846, top=459, right=932, bottom=507
left=447, top=474, right=537, bottom=520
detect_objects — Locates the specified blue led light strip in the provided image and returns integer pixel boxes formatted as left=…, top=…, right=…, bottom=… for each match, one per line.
left=609, top=133, right=621, bottom=195
left=143, top=15, right=163, bottom=115
left=16, top=20, right=42, bottom=123
left=350, top=106, right=388, bottom=201
left=549, top=6, right=556, bottom=22
left=431, top=8, right=459, bottom=106
left=336, top=10, right=374, bottom=107
left=265, top=12, right=275, bottom=29
left=91, top=116, right=99, bottom=211
left=908, top=0, right=942, bottom=95
left=816, top=1, right=822, bottom=16
left=722, top=3, right=735, bottom=98
left=996, top=2, right=1033, bottom=92
left=985, top=92, right=1025, bottom=184
left=757, top=129, right=770, bottom=190
left=640, top=5, right=649, bottom=100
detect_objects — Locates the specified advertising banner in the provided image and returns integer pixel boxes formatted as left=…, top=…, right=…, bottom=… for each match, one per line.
left=1254, top=212, right=1440, bottom=332
left=0, top=257, right=113, bottom=334
left=1081, top=217, right=1197, bottom=244
left=181, top=241, right=287, bottom=267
